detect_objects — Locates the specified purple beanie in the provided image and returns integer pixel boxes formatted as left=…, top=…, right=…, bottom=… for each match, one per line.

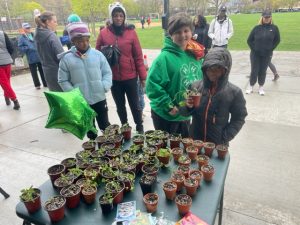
left=67, top=22, right=90, bottom=40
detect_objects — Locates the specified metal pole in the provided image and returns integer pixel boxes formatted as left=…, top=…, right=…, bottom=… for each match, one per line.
left=162, top=0, right=169, bottom=36
left=5, top=0, right=13, bottom=31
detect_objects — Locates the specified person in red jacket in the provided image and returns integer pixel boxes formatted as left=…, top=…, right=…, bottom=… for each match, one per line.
left=96, top=2, right=147, bottom=133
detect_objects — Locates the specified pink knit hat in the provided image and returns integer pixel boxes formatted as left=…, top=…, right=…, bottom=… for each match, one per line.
left=66, top=22, right=90, bottom=40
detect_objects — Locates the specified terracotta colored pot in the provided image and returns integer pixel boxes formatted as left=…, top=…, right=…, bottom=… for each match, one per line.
left=175, top=194, right=192, bottom=216
left=171, top=147, right=183, bottom=162
left=82, top=185, right=97, bottom=204
left=60, top=184, right=81, bottom=208
left=201, top=164, right=215, bottom=181
left=44, top=196, right=66, bottom=222
left=216, top=145, right=228, bottom=159
left=190, top=94, right=201, bottom=108
left=143, top=193, right=159, bottom=213
left=196, top=154, right=210, bottom=169
left=186, top=146, right=199, bottom=160
left=203, top=142, right=215, bottom=157
left=193, top=140, right=204, bottom=153
left=47, top=164, right=65, bottom=186
left=162, top=181, right=177, bottom=200
left=182, top=138, right=193, bottom=151
left=54, top=176, right=74, bottom=192
left=121, top=127, right=132, bottom=141
left=184, top=178, right=198, bottom=196
left=105, top=181, right=125, bottom=204
left=171, top=171, right=185, bottom=192
left=177, top=165, right=190, bottom=178
left=178, top=155, right=191, bottom=167
left=156, top=154, right=171, bottom=165
left=117, top=171, right=135, bottom=192
left=82, top=141, right=96, bottom=151
left=132, top=135, right=145, bottom=146
left=169, top=134, right=181, bottom=149
left=76, top=178, right=87, bottom=192
left=22, top=188, right=41, bottom=213
left=189, top=169, right=203, bottom=188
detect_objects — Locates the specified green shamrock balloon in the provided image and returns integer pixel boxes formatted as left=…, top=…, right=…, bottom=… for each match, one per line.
left=44, top=88, right=97, bottom=139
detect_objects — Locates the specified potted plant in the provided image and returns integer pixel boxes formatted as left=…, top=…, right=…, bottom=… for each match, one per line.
left=143, top=193, right=159, bottom=213
left=82, top=179, right=97, bottom=204
left=101, top=142, right=115, bottom=152
left=201, top=164, right=215, bottom=181
left=175, top=194, right=192, bottom=216
left=68, top=167, right=83, bottom=182
left=117, top=171, right=135, bottom=192
left=171, top=171, right=185, bottom=192
left=90, top=148, right=106, bottom=159
left=105, top=181, right=125, bottom=204
left=142, top=145, right=157, bottom=157
left=105, top=124, right=120, bottom=135
left=83, top=167, right=99, bottom=182
left=20, top=186, right=41, bottom=213
left=184, top=178, right=198, bottom=197
left=178, top=155, right=191, bottom=167
left=109, top=134, right=123, bottom=148
left=141, top=163, right=159, bottom=176
left=54, top=174, right=74, bottom=191
left=187, top=88, right=201, bottom=108
left=132, top=134, right=145, bottom=146
left=120, top=123, right=132, bottom=141
left=171, top=147, right=183, bottom=162
left=75, top=177, right=87, bottom=191
left=193, top=140, right=204, bottom=153
left=156, top=148, right=171, bottom=165
left=44, top=195, right=66, bottom=222
left=203, top=142, right=215, bottom=157
left=182, top=138, right=193, bottom=151
left=169, top=133, right=182, bottom=149
left=99, top=192, right=114, bottom=214
left=139, top=174, right=156, bottom=196
left=82, top=140, right=96, bottom=151
left=119, top=160, right=136, bottom=173
left=106, top=147, right=122, bottom=159
left=60, top=184, right=81, bottom=208
left=216, top=144, right=228, bottom=159
left=61, top=158, right=77, bottom=172
left=47, top=164, right=65, bottom=186
left=75, top=150, right=92, bottom=161
left=162, top=181, right=177, bottom=200
left=95, top=135, right=107, bottom=149
left=186, top=146, right=199, bottom=160
left=101, top=165, right=119, bottom=181
left=177, top=165, right=190, bottom=178
left=189, top=169, right=203, bottom=188
left=196, top=154, right=210, bottom=169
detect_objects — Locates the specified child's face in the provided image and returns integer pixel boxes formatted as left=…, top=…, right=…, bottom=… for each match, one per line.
left=171, top=26, right=192, bottom=50
left=73, top=36, right=90, bottom=52
left=206, top=66, right=225, bottom=82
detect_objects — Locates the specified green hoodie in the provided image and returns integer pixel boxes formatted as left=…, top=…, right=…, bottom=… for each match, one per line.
left=146, top=37, right=203, bottom=121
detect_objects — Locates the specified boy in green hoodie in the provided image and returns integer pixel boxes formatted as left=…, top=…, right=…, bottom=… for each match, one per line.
left=146, top=13, right=204, bottom=137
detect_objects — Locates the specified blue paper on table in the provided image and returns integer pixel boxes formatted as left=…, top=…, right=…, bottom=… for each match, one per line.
left=116, top=201, right=136, bottom=222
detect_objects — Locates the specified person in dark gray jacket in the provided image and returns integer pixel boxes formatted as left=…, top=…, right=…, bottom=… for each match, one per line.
left=180, top=48, right=247, bottom=146
left=34, top=11, right=64, bottom=91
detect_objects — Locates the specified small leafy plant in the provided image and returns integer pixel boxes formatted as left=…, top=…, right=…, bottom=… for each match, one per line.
left=20, top=186, right=39, bottom=202
left=157, top=148, right=171, bottom=157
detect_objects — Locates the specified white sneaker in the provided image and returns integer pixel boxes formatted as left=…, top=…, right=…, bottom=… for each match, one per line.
left=258, top=87, right=265, bottom=96
left=245, top=87, right=253, bottom=94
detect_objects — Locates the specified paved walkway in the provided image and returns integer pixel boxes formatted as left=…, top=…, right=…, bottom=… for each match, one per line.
left=0, top=50, right=300, bottom=225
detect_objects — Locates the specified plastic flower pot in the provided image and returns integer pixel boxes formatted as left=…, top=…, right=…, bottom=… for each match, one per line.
left=132, top=134, right=145, bottom=146
left=216, top=145, right=228, bottom=159
left=184, top=178, right=198, bottom=196
left=169, top=133, right=182, bottom=149
left=186, top=146, right=199, bottom=160
left=162, top=181, right=177, bottom=200
left=193, top=140, right=204, bottom=153
left=203, top=142, right=215, bottom=157
left=189, top=169, right=203, bottom=188
left=99, top=194, right=114, bottom=214
left=141, top=163, right=159, bottom=176
left=182, top=138, right=193, bottom=151
left=171, top=171, right=185, bottom=192
left=121, top=127, right=132, bottom=141
left=178, top=155, right=191, bottom=167
left=171, top=147, right=183, bottom=162
left=47, top=164, right=65, bottom=186
left=196, top=154, right=210, bottom=169
left=201, top=164, right=215, bottom=181
left=190, top=93, right=201, bottom=108
left=105, top=181, right=125, bottom=204
left=143, top=193, right=159, bottom=213
left=139, top=174, right=156, bottom=196
left=44, top=195, right=66, bottom=223
left=95, top=135, right=107, bottom=149
left=61, top=158, right=77, bottom=172
left=177, top=165, right=190, bottom=178
left=175, top=194, right=192, bottom=216
left=82, top=141, right=96, bottom=151
left=20, top=188, right=41, bottom=214
left=60, top=184, right=81, bottom=208
left=82, top=185, right=97, bottom=204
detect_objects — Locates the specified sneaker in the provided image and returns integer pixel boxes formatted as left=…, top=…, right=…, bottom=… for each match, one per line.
left=245, top=87, right=253, bottom=94
left=13, top=99, right=20, bottom=110
left=5, top=97, right=11, bottom=105
left=136, top=124, right=144, bottom=134
left=272, top=74, right=279, bottom=81
left=258, top=87, right=265, bottom=96
left=36, top=86, right=41, bottom=90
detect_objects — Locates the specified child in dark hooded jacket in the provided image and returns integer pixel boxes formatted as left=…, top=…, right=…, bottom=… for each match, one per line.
left=180, top=47, right=247, bottom=146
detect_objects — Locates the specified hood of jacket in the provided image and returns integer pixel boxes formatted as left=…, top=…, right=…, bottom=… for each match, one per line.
left=201, top=47, right=231, bottom=89
left=57, top=46, right=91, bottom=60
left=161, top=37, right=186, bottom=56
left=34, top=27, right=53, bottom=43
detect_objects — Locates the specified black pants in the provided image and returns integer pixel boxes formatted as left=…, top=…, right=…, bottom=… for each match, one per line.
left=151, top=110, right=190, bottom=138
left=87, top=99, right=110, bottom=140
left=111, top=78, right=143, bottom=127
left=249, top=51, right=272, bottom=86
left=28, top=62, right=47, bottom=87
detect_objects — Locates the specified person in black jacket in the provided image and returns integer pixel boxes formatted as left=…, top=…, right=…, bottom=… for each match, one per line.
left=246, top=9, right=280, bottom=95
left=192, top=15, right=211, bottom=54
left=180, top=47, right=247, bottom=146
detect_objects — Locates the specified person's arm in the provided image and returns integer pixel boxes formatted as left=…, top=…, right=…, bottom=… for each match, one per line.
left=4, top=33, right=14, bottom=55
left=227, top=19, right=234, bottom=40
left=222, top=89, right=248, bottom=143
left=17, top=36, right=29, bottom=54
left=99, top=52, right=112, bottom=92
left=58, top=59, right=74, bottom=91
left=272, top=25, right=280, bottom=50
left=50, top=33, right=64, bottom=62
left=95, top=32, right=102, bottom=51
left=207, top=19, right=215, bottom=40
left=247, top=27, right=256, bottom=51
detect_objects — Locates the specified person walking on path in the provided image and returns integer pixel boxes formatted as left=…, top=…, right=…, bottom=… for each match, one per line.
left=141, top=16, right=145, bottom=29
left=246, top=9, right=280, bottom=95
left=180, top=48, right=247, bottom=145
left=208, top=5, right=233, bottom=48
left=34, top=11, right=64, bottom=91
left=18, top=22, right=47, bottom=89
left=0, top=31, right=20, bottom=110
left=96, top=2, right=147, bottom=133
left=193, top=15, right=211, bottom=54
left=58, top=22, right=112, bottom=140
left=146, top=13, right=204, bottom=137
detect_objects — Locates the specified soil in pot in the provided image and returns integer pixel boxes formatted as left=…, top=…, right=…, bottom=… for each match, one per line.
left=54, top=174, right=74, bottom=191
left=203, top=142, right=215, bottom=157
left=95, top=135, right=107, bottom=149
left=60, top=184, right=81, bottom=208
left=139, top=174, right=156, bottom=196
left=76, top=178, right=87, bottom=191
left=189, top=169, right=203, bottom=188
left=99, top=193, right=114, bottom=214
left=175, top=194, right=192, bottom=216
left=216, top=144, right=228, bottom=159
left=177, top=165, right=190, bottom=178
left=44, top=195, right=66, bottom=222
left=82, top=141, right=96, bottom=151
left=162, top=181, right=177, bottom=200
left=82, top=183, right=97, bottom=204
left=47, top=164, right=65, bottom=186
left=171, top=171, right=185, bottom=192
left=201, top=164, right=215, bottom=181
left=186, top=146, right=199, bottom=161
left=75, top=150, right=92, bottom=161
left=196, top=154, right=210, bottom=169
left=178, top=155, right=191, bottom=167
left=142, top=145, right=157, bottom=157
left=184, top=178, right=198, bottom=197
left=141, top=163, right=159, bottom=176
left=182, top=138, right=193, bottom=151
left=193, top=140, right=204, bottom=153
left=20, top=187, right=41, bottom=214
left=132, top=134, right=145, bottom=146
left=169, top=133, right=182, bottom=149
left=171, top=147, right=183, bottom=162
left=61, top=158, right=77, bottom=172
left=143, top=193, right=159, bottom=213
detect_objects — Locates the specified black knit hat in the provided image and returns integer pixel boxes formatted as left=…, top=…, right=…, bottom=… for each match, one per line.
left=262, top=9, right=272, bottom=17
